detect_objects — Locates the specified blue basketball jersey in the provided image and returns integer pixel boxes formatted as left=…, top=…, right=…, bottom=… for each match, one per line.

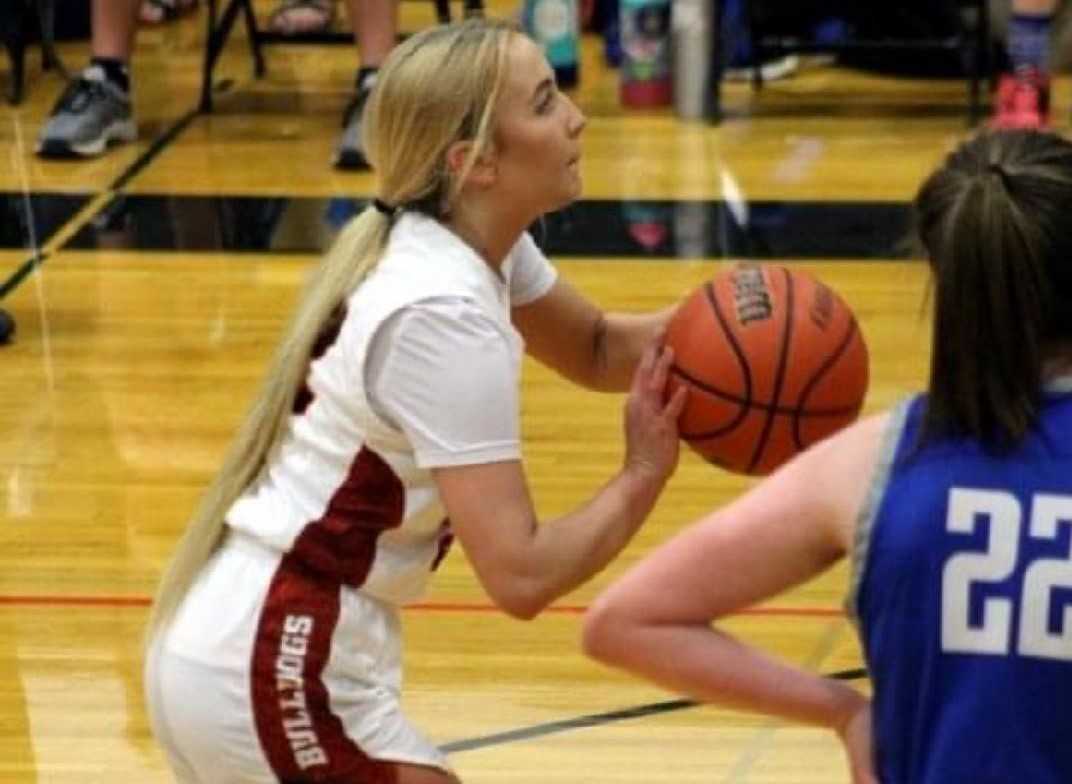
left=848, top=376, right=1072, bottom=784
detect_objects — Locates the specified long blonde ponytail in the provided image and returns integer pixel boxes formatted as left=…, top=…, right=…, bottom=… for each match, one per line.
left=146, top=210, right=390, bottom=639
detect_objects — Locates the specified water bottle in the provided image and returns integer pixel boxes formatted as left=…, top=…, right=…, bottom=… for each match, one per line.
left=622, top=201, right=672, bottom=252
left=671, top=0, right=718, bottom=120
left=619, top=0, right=672, bottom=106
left=524, top=0, right=580, bottom=88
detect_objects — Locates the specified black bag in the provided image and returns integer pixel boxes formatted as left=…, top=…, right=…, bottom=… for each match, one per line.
left=750, top=0, right=990, bottom=77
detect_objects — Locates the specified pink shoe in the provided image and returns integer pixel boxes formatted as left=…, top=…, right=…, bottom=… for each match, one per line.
left=990, top=70, right=1051, bottom=130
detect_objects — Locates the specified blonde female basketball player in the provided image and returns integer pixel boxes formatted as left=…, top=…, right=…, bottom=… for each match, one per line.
left=144, top=19, right=686, bottom=784
left=584, top=129, right=1072, bottom=784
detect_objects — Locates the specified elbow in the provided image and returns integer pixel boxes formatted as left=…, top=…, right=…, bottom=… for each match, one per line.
left=498, top=593, right=544, bottom=621
left=581, top=594, right=631, bottom=666
left=487, top=579, right=553, bottom=621
left=502, top=600, right=542, bottom=622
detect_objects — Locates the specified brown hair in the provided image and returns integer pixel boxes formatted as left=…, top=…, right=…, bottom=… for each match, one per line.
left=915, top=129, right=1072, bottom=449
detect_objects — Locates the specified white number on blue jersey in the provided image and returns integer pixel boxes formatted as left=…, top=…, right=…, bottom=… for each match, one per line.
left=941, top=489, right=1019, bottom=654
left=1018, top=494, right=1072, bottom=660
left=941, top=488, right=1072, bottom=661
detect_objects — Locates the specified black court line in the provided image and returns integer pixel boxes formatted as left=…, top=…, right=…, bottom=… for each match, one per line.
left=109, top=106, right=200, bottom=192
left=440, top=667, right=869, bottom=754
left=0, top=252, right=47, bottom=301
left=0, top=104, right=204, bottom=304
left=58, top=195, right=917, bottom=259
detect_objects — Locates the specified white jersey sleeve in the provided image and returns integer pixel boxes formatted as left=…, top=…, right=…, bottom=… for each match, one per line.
left=365, top=298, right=522, bottom=469
left=506, top=232, right=558, bottom=305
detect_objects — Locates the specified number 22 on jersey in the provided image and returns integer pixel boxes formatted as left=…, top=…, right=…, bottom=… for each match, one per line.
left=941, top=488, right=1072, bottom=661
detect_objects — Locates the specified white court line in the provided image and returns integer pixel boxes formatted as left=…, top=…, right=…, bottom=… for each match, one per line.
left=10, top=113, right=55, bottom=396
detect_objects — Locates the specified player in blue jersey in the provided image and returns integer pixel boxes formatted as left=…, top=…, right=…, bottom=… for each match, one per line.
left=582, top=128, right=1072, bottom=784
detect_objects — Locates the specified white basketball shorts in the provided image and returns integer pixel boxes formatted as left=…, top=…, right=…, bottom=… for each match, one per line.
left=144, top=534, right=451, bottom=783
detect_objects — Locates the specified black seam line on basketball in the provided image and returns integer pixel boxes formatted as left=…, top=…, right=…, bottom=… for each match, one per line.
left=683, top=412, right=861, bottom=442
left=705, top=280, right=753, bottom=431
left=671, top=365, right=861, bottom=421
left=747, top=267, right=794, bottom=473
left=672, top=366, right=751, bottom=439
left=438, top=667, right=869, bottom=754
left=671, top=365, right=861, bottom=415
left=792, top=316, right=861, bottom=450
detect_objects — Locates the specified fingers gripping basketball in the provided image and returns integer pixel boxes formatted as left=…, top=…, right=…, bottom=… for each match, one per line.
left=665, top=264, right=869, bottom=475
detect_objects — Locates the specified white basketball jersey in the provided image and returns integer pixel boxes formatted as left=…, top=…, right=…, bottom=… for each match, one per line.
left=225, top=213, right=556, bottom=605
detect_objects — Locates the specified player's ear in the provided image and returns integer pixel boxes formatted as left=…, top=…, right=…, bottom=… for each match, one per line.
left=445, top=139, right=498, bottom=188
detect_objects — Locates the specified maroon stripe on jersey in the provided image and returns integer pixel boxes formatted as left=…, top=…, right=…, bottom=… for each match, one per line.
left=248, top=444, right=408, bottom=779
left=293, top=386, right=315, bottom=418
left=251, top=559, right=398, bottom=783
left=431, top=518, right=453, bottom=572
left=294, top=304, right=348, bottom=416
left=289, top=445, right=406, bottom=587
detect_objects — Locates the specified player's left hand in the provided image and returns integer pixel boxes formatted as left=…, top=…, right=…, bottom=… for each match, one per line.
left=836, top=697, right=878, bottom=784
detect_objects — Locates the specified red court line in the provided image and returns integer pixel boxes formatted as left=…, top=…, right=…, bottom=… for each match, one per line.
left=0, top=595, right=151, bottom=607
left=406, top=602, right=843, bottom=618
left=0, top=595, right=843, bottom=618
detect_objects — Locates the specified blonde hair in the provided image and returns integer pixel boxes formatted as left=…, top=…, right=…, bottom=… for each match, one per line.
left=146, top=18, right=517, bottom=641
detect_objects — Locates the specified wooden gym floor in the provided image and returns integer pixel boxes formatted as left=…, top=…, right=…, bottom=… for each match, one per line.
left=0, top=3, right=1009, bottom=781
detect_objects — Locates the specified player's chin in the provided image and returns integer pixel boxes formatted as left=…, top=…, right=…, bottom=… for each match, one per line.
left=555, top=175, right=583, bottom=209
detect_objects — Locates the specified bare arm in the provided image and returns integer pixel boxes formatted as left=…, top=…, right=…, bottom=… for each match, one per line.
left=433, top=342, right=687, bottom=619
left=582, top=413, right=888, bottom=730
left=512, top=276, right=679, bottom=392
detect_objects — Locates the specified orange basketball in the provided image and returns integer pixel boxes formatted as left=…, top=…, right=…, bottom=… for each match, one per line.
left=665, top=264, right=869, bottom=475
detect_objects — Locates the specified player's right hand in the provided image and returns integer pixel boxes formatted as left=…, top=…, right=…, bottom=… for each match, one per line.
left=622, top=337, right=687, bottom=484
